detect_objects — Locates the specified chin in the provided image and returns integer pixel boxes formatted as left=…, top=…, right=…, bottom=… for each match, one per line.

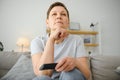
left=57, top=25, right=67, bottom=29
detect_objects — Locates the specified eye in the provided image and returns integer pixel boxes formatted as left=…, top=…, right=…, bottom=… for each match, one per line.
left=61, top=13, right=66, bottom=16
left=52, top=13, right=57, bottom=16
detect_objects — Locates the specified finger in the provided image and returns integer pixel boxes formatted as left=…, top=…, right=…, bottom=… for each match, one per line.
left=58, top=32, right=61, bottom=38
left=56, top=57, right=73, bottom=72
left=56, top=61, right=69, bottom=71
left=61, top=32, right=68, bottom=38
left=64, top=63, right=74, bottom=72
left=55, top=58, right=66, bottom=70
left=64, top=65, right=72, bottom=72
left=55, top=30, right=63, bottom=39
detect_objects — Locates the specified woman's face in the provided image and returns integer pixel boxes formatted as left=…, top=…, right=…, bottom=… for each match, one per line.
left=46, top=6, right=69, bottom=31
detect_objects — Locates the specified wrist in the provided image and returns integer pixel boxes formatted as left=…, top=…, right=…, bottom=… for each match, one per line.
left=48, top=37, right=55, bottom=43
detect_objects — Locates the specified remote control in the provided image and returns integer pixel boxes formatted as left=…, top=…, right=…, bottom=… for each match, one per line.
left=39, top=63, right=57, bottom=70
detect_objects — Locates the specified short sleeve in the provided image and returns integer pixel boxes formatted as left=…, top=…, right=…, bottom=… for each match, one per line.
left=30, top=37, right=44, bottom=55
left=76, top=37, right=88, bottom=57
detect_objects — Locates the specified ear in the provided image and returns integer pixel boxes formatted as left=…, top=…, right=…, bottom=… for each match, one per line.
left=46, top=19, right=50, bottom=30
left=46, top=19, right=48, bottom=24
left=46, top=19, right=49, bottom=27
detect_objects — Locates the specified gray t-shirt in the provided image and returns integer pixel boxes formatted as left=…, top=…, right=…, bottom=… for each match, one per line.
left=31, top=34, right=88, bottom=62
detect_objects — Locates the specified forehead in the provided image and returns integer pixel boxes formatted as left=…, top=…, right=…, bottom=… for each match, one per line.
left=50, top=6, right=67, bottom=13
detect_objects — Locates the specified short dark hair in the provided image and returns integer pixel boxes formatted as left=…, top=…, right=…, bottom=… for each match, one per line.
left=47, top=2, right=69, bottom=19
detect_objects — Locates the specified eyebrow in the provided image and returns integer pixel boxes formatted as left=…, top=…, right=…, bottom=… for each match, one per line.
left=51, top=10, right=67, bottom=13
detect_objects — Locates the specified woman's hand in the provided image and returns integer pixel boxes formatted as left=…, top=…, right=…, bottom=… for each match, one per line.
left=55, top=57, right=76, bottom=72
left=49, top=28, right=68, bottom=41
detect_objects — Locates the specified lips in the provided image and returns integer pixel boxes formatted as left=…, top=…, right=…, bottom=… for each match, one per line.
left=56, top=21, right=63, bottom=24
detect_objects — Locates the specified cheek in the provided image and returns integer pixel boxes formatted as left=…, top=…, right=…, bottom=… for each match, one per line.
left=47, top=18, right=54, bottom=29
left=64, top=18, right=69, bottom=23
left=64, top=19, right=69, bottom=25
left=47, top=21, right=54, bottom=29
left=49, top=22, right=54, bottom=27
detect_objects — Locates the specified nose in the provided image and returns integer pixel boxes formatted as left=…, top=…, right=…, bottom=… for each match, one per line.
left=56, top=14, right=62, bottom=19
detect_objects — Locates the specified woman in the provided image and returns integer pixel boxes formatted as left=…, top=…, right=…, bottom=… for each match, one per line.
left=31, top=2, right=90, bottom=80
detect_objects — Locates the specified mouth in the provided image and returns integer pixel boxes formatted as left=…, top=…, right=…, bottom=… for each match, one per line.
left=56, top=21, right=63, bottom=24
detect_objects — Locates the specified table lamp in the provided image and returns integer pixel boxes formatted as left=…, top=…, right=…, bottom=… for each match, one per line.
left=16, top=37, right=30, bottom=52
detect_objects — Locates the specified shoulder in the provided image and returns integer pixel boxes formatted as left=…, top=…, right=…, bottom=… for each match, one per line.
left=68, top=34, right=83, bottom=41
left=31, top=35, right=48, bottom=44
left=67, top=34, right=84, bottom=46
left=30, top=35, right=48, bottom=54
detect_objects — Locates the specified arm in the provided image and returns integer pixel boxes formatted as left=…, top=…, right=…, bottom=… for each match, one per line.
left=31, top=28, right=68, bottom=77
left=31, top=37, right=55, bottom=76
left=55, top=57, right=90, bottom=80
left=75, top=57, right=91, bottom=80
left=55, top=36, right=90, bottom=79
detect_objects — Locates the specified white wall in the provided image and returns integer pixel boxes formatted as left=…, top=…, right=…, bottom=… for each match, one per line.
left=0, top=0, right=120, bottom=55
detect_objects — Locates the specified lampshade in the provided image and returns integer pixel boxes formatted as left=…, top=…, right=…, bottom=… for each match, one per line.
left=16, top=37, right=30, bottom=52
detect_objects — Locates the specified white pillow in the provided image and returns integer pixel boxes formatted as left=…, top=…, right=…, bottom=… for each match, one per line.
left=1, top=54, right=35, bottom=80
left=90, top=54, right=120, bottom=80
left=115, top=66, right=120, bottom=75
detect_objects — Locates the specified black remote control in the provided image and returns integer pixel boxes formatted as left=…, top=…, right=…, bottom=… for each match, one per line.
left=39, top=63, right=57, bottom=70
